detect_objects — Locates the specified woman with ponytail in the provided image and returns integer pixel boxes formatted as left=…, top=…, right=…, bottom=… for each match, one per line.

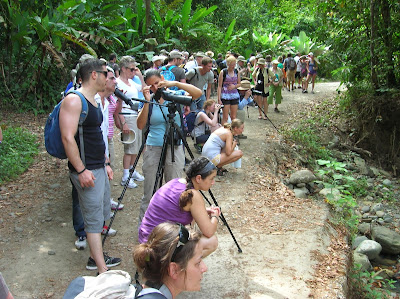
left=201, top=118, right=244, bottom=174
left=138, top=157, right=221, bottom=258
left=134, top=222, right=207, bottom=298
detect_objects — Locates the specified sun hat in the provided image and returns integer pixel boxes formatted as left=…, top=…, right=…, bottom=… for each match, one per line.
left=159, top=49, right=169, bottom=56
left=272, top=59, right=279, bottom=65
left=249, top=56, right=256, bottom=62
left=255, top=54, right=263, bottom=59
left=257, top=58, right=266, bottom=65
left=237, top=56, right=246, bottom=62
left=205, top=51, right=214, bottom=58
left=237, top=80, right=254, bottom=90
left=169, top=50, right=185, bottom=60
left=119, top=130, right=136, bottom=144
left=194, top=52, right=206, bottom=57
left=308, top=52, right=314, bottom=57
left=152, top=55, right=164, bottom=63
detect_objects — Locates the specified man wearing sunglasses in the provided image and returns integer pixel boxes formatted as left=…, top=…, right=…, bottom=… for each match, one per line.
left=60, top=58, right=121, bottom=273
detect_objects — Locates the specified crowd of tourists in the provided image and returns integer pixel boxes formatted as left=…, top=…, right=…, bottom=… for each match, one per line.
left=49, top=48, right=319, bottom=297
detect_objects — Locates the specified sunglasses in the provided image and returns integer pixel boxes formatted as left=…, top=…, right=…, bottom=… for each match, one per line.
left=127, top=67, right=137, bottom=72
left=171, top=224, right=190, bottom=262
left=95, top=70, right=108, bottom=77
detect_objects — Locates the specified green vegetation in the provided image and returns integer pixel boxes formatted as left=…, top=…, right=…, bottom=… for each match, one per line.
left=0, top=126, right=39, bottom=184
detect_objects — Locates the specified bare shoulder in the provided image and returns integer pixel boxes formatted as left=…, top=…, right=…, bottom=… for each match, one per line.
left=61, top=93, right=82, bottom=113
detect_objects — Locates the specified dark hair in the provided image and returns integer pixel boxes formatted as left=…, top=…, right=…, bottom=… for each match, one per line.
left=78, top=58, right=106, bottom=83
left=179, top=157, right=215, bottom=208
left=144, top=68, right=161, bottom=82
left=287, top=53, right=292, bottom=57
left=201, top=56, right=212, bottom=66
left=109, top=53, right=117, bottom=61
left=133, top=222, right=201, bottom=287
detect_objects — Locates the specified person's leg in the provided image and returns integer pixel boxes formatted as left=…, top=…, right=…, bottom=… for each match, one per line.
left=197, top=94, right=206, bottom=111
left=139, top=146, right=161, bottom=225
left=255, top=95, right=262, bottom=118
left=198, top=235, right=218, bottom=258
left=275, top=86, right=282, bottom=111
left=71, top=182, right=85, bottom=238
left=163, top=145, right=185, bottom=183
left=222, top=104, right=230, bottom=124
left=86, top=233, right=107, bottom=273
left=262, top=97, right=268, bottom=118
left=304, top=74, right=310, bottom=92
left=108, top=138, right=115, bottom=170
left=230, top=104, right=238, bottom=121
left=311, top=74, right=316, bottom=92
left=268, top=85, right=275, bottom=106
left=218, top=149, right=243, bottom=167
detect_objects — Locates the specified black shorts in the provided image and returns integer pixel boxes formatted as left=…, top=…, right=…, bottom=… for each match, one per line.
left=254, top=86, right=268, bottom=98
left=221, top=98, right=239, bottom=105
left=295, top=71, right=301, bottom=79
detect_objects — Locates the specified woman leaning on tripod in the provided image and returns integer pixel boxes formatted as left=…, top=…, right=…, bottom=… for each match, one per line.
left=136, top=69, right=202, bottom=226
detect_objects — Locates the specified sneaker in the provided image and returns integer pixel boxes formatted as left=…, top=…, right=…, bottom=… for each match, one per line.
left=121, top=178, right=137, bottom=188
left=75, top=236, right=87, bottom=250
left=86, top=252, right=121, bottom=270
left=102, top=226, right=117, bottom=236
left=274, top=108, right=280, bottom=113
left=110, top=198, right=124, bottom=210
left=311, top=90, right=315, bottom=94
left=110, top=212, right=114, bottom=218
left=132, top=171, right=144, bottom=182
left=297, top=85, right=302, bottom=89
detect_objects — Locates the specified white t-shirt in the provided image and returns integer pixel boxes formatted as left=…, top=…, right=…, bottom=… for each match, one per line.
left=116, top=78, right=141, bottom=116
left=294, top=56, right=301, bottom=72
left=95, top=94, right=109, bottom=158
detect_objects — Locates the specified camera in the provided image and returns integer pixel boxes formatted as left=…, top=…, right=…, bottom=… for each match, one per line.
left=155, top=88, right=193, bottom=106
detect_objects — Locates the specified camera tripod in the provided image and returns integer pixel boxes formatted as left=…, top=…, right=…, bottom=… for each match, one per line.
left=103, top=95, right=242, bottom=253
left=252, top=90, right=279, bottom=133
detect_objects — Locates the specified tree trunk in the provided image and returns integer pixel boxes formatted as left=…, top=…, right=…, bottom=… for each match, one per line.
left=370, top=0, right=378, bottom=90
left=145, top=0, right=151, bottom=38
left=380, top=0, right=398, bottom=87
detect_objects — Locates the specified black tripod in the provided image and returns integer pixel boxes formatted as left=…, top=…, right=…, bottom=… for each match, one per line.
left=103, top=92, right=242, bottom=253
left=252, top=90, right=280, bottom=132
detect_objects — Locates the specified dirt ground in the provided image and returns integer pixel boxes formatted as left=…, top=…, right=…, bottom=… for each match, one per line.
left=0, top=82, right=349, bottom=298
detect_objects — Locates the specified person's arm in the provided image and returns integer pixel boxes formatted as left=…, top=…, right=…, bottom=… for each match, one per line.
left=159, top=80, right=202, bottom=99
left=224, top=131, right=237, bottom=156
left=115, top=98, right=130, bottom=134
left=199, top=106, right=221, bottom=127
left=206, top=84, right=211, bottom=100
left=137, top=86, right=151, bottom=130
left=217, top=71, right=224, bottom=105
left=252, top=68, right=257, bottom=84
left=190, top=190, right=220, bottom=237
left=134, top=69, right=145, bottom=87
left=59, top=94, right=95, bottom=188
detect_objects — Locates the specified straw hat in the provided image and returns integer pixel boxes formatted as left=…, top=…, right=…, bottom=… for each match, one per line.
left=257, top=58, right=266, bottom=65
left=237, top=56, right=246, bottom=62
left=119, top=130, right=136, bottom=144
left=205, top=51, right=214, bottom=58
left=237, top=80, right=254, bottom=90
left=272, top=59, right=279, bottom=65
left=151, top=55, right=164, bottom=63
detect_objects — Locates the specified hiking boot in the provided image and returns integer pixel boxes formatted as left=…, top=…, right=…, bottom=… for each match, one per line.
left=75, top=236, right=87, bottom=250
left=86, top=253, right=121, bottom=270
left=132, top=170, right=144, bottom=182
left=102, top=226, right=117, bottom=236
left=121, top=178, right=137, bottom=188
left=110, top=198, right=124, bottom=210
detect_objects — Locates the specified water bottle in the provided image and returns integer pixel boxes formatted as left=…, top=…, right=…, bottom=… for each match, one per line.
left=232, top=145, right=242, bottom=168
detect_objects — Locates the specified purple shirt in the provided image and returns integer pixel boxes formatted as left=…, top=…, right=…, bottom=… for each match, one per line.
left=138, top=178, right=194, bottom=243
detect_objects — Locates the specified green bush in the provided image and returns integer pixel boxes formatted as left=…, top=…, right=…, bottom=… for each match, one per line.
left=0, top=126, right=39, bottom=184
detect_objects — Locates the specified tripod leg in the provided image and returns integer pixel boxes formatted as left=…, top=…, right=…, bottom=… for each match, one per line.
left=173, top=122, right=196, bottom=160
left=199, top=190, right=243, bottom=253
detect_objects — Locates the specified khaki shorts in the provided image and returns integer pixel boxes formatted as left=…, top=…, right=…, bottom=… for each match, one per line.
left=287, top=69, right=295, bottom=82
left=124, top=116, right=142, bottom=155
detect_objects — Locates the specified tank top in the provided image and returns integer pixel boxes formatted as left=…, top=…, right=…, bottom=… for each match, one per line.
left=138, top=178, right=193, bottom=243
left=221, top=71, right=239, bottom=100
left=68, top=98, right=105, bottom=172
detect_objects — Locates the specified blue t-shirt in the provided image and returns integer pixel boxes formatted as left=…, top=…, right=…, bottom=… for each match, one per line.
left=139, top=101, right=181, bottom=147
left=132, top=76, right=144, bottom=99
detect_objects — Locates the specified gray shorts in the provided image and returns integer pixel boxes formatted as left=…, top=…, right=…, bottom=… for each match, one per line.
left=124, top=116, right=142, bottom=155
left=70, top=167, right=111, bottom=233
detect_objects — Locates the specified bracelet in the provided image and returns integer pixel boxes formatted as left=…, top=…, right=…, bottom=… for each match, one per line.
left=77, top=167, right=86, bottom=175
left=105, top=162, right=111, bottom=166
left=211, top=215, right=219, bottom=222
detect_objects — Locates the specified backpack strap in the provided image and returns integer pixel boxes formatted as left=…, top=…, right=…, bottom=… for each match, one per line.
left=168, top=65, right=176, bottom=71
left=66, top=90, right=88, bottom=166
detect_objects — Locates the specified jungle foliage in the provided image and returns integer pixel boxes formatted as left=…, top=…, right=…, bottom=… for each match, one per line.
left=0, top=0, right=399, bottom=114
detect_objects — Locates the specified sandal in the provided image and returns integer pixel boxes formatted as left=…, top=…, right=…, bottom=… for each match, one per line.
left=258, top=115, right=262, bottom=119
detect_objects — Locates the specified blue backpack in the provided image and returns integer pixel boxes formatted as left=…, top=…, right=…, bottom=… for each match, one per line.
left=160, top=66, right=178, bottom=90
left=44, top=90, right=88, bottom=160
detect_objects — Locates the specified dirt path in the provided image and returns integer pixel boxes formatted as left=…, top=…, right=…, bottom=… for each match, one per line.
left=0, top=82, right=347, bottom=298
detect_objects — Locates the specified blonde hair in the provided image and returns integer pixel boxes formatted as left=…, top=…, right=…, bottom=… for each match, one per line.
left=223, top=118, right=243, bottom=130
left=226, top=56, right=236, bottom=65
left=203, top=99, right=215, bottom=110
left=119, top=55, right=137, bottom=68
